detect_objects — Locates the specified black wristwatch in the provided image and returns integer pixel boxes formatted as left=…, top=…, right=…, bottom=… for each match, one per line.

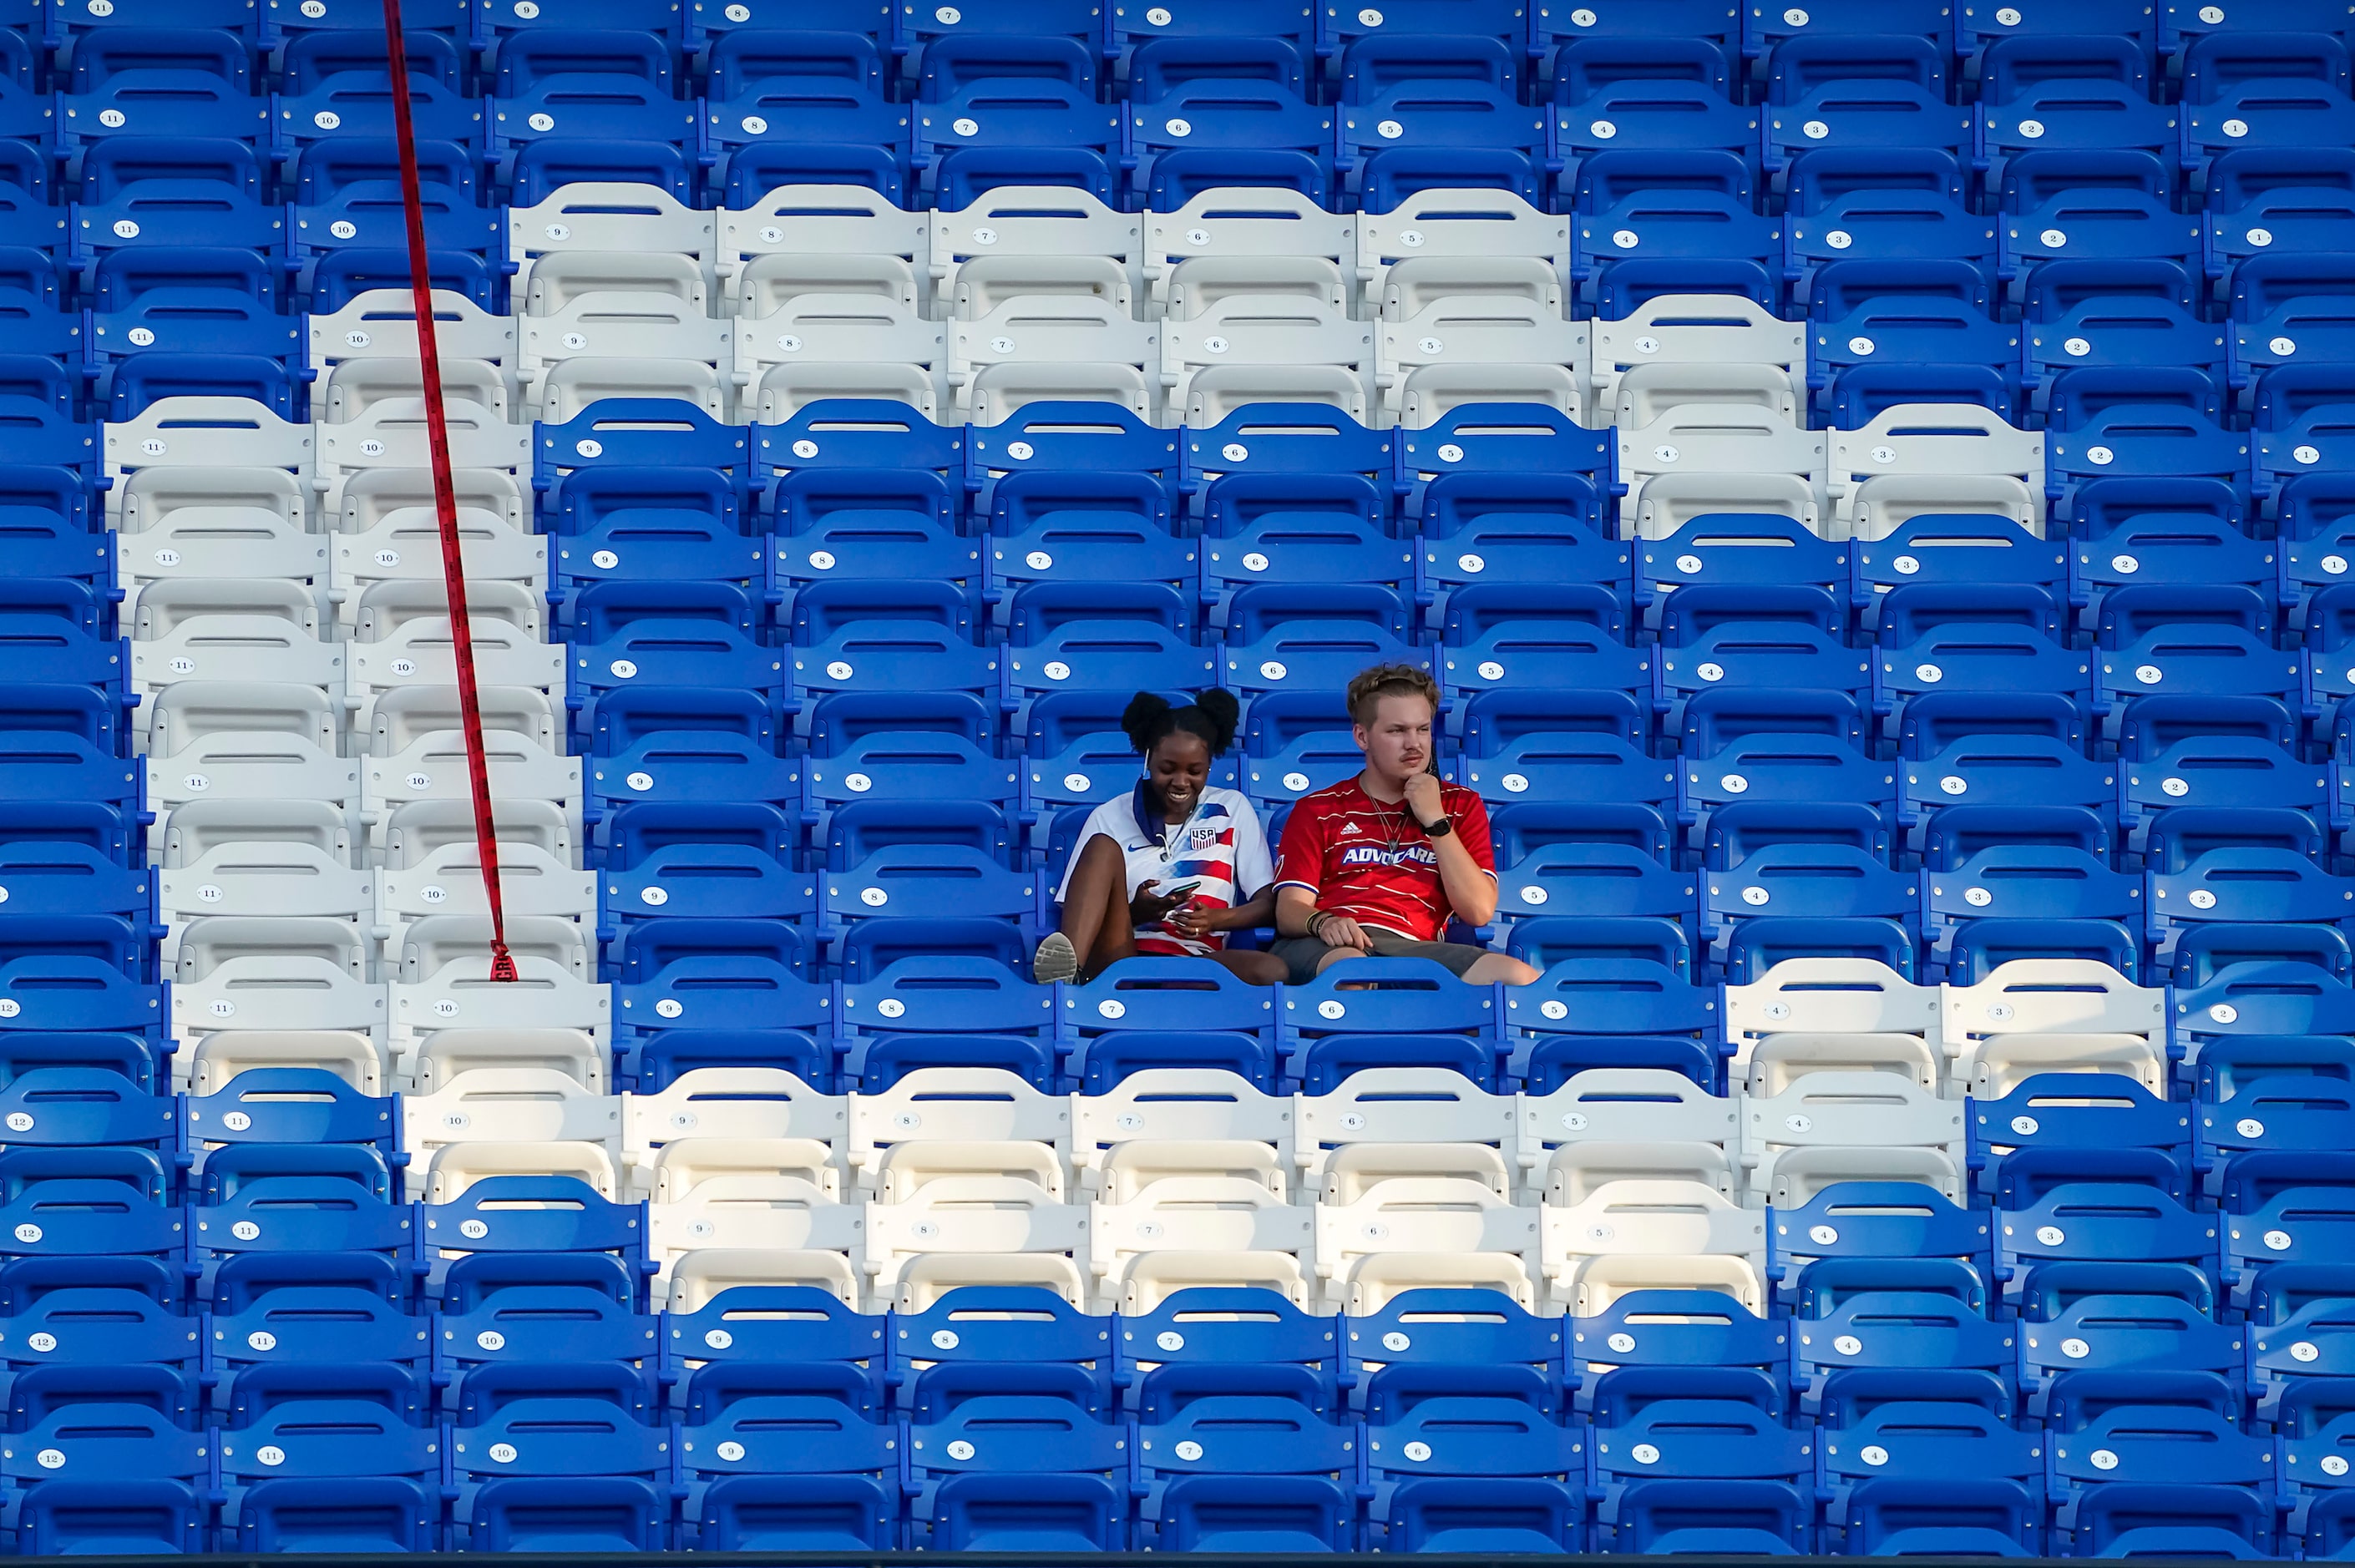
left=1421, top=816, right=1453, bottom=838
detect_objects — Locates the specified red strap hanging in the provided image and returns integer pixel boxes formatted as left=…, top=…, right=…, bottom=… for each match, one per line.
left=381, top=0, right=519, bottom=982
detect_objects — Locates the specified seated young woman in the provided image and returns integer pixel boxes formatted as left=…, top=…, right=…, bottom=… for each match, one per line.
left=1031, top=690, right=1287, bottom=986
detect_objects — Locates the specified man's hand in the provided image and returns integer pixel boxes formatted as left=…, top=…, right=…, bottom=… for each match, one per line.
left=1314, top=913, right=1375, bottom=951
left=1402, top=770, right=1446, bottom=827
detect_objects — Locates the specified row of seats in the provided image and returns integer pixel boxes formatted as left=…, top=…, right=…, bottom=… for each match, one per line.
left=18, top=1273, right=2346, bottom=1556
left=13, top=0, right=2355, bottom=1538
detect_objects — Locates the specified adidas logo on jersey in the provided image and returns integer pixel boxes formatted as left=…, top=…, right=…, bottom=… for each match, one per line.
left=1340, top=822, right=1360, bottom=835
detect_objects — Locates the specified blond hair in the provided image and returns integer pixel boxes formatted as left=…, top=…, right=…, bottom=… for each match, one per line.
left=1347, top=663, right=1441, bottom=726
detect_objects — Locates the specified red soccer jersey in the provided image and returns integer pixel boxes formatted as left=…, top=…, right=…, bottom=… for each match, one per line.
left=1274, top=776, right=1496, bottom=943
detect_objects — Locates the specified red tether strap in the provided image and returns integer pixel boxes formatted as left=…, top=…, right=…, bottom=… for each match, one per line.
left=381, top=0, right=518, bottom=982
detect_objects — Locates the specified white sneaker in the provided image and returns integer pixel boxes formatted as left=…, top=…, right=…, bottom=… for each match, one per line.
left=1031, top=932, right=1079, bottom=984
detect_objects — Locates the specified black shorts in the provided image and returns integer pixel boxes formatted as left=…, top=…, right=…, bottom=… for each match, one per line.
left=1267, top=929, right=1492, bottom=984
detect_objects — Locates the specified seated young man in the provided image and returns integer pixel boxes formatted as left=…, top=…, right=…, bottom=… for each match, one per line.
left=1269, top=664, right=1540, bottom=986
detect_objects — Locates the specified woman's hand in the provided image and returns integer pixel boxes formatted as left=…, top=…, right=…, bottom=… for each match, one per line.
left=1163, top=899, right=1210, bottom=941
left=1129, top=883, right=1193, bottom=928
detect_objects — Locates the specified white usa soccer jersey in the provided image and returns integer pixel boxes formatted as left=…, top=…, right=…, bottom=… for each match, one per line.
left=1054, top=783, right=1274, bottom=957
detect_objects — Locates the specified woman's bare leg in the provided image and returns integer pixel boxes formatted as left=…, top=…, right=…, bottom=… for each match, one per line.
left=1046, top=833, right=1139, bottom=981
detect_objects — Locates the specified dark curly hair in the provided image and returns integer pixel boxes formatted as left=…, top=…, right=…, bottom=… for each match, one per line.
left=1120, top=689, right=1240, bottom=757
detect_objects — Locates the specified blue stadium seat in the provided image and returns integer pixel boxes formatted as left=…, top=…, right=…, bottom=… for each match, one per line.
left=1066, top=959, right=1280, bottom=1091
left=1283, top=958, right=1509, bottom=1090
left=1590, top=1397, right=1813, bottom=1552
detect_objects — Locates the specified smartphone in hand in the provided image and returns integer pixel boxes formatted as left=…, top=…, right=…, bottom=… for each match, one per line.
left=1156, top=880, right=1200, bottom=901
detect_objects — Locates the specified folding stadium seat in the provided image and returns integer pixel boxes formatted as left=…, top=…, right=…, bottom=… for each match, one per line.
left=702, top=30, right=910, bottom=207
left=276, top=72, right=485, bottom=205
left=1527, top=1060, right=1740, bottom=1207
left=215, top=1365, right=443, bottom=1550
left=1071, top=1059, right=1290, bottom=1191
left=983, top=467, right=1191, bottom=639
left=1976, top=31, right=2174, bottom=189
left=1507, top=951, right=1733, bottom=1087
left=898, top=1378, right=1129, bottom=1549
left=1365, top=1390, right=1583, bottom=1552
left=548, top=463, right=762, bottom=605
left=1761, top=34, right=1971, bottom=177
left=2204, top=153, right=2355, bottom=306
left=352, top=586, right=564, bottom=746
left=104, top=392, right=310, bottom=540
left=1817, top=1393, right=2048, bottom=1553
left=678, top=1356, right=897, bottom=1549
left=823, top=844, right=1045, bottom=982
left=516, top=255, right=732, bottom=423
left=1141, top=189, right=1357, bottom=341
left=911, top=36, right=1122, bottom=206
left=567, top=581, right=782, bottom=730
left=1542, top=1174, right=1768, bottom=1317
left=623, top=1061, right=841, bottom=1183
left=868, top=1166, right=1090, bottom=1313
left=1491, top=838, right=1696, bottom=979
left=1724, top=954, right=1940, bottom=1091
left=327, top=470, right=544, bottom=632
left=2233, top=250, right=2355, bottom=352
left=646, top=1136, right=856, bottom=1292
left=1087, top=1147, right=1313, bottom=1312
left=731, top=249, right=948, bottom=424
left=841, top=982, right=1064, bottom=1166
left=1127, top=48, right=1335, bottom=209
left=2120, top=730, right=2326, bottom=884
left=153, top=797, right=368, bottom=961
left=3, top=1376, right=212, bottom=1552
left=0, top=463, right=109, bottom=589
left=1698, top=842, right=1920, bottom=982
left=1297, top=1070, right=1525, bottom=1206
left=311, top=282, right=514, bottom=383
left=123, top=580, right=336, bottom=711
left=2047, top=368, right=2251, bottom=516
left=2000, top=149, right=2203, bottom=295
left=2048, top=1390, right=2282, bottom=1557
left=1571, top=151, right=1782, bottom=312
left=1806, top=287, right=2018, bottom=429
left=1550, top=36, right=1754, bottom=197
left=1383, top=281, right=1588, bottom=426
left=1901, top=716, right=2117, bottom=862
left=945, top=276, right=1158, bottom=418
left=1937, top=961, right=2169, bottom=1110
left=363, top=685, right=581, bottom=839
left=1165, top=285, right=1375, bottom=429
left=1612, top=391, right=1805, bottom=518
left=392, top=913, right=605, bottom=1076
left=60, top=63, right=270, bottom=172
left=2194, top=1038, right=2355, bottom=1191
left=2181, top=31, right=2355, bottom=173
left=488, top=23, right=696, bottom=202
left=446, top=1362, right=676, bottom=1551
left=1302, top=1154, right=1541, bottom=1315
left=921, top=190, right=1148, bottom=417
left=170, top=914, right=379, bottom=1058
left=1358, top=186, right=1572, bottom=326
left=1335, top=35, right=1548, bottom=211
left=2256, top=360, right=2355, bottom=493
left=143, top=680, right=358, bottom=821
left=1785, top=150, right=1996, bottom=315
left=1587, top=1390, right=1812, bottom=1551
left=1276, top=957, right=1507, bottom=1092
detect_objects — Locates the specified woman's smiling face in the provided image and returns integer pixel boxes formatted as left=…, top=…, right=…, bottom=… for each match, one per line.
left=1147, top=728, right=1213, bottom=820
